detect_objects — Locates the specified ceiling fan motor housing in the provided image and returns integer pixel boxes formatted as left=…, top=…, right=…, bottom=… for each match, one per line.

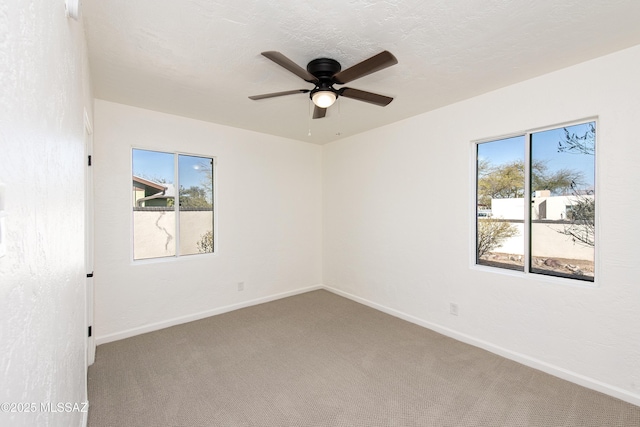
left=307, top=58, right=341, bottom=97
left=307, top=58, right=341, bottom=78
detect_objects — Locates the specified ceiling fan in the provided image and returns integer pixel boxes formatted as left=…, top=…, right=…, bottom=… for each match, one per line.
left=249, top=50, right=398, bottom=119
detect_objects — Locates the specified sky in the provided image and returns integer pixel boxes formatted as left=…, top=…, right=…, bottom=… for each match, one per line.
left=132, top=149, right=212, bottom=189
left=477, top=122, right=595, bottom=189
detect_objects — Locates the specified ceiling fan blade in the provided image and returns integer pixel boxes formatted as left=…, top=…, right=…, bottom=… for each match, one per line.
left=313, top=106, right=327, bottom=119
left=249, top=89, right=309, bottom=100
left=332, top=51, right=398, bottom=84
left=261, top=51, right=319, bottom=84
left=339, top=87, right=393, bottom=106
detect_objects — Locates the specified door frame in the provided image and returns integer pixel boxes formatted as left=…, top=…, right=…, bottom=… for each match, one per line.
left=84, top=109, right=95, bottom=366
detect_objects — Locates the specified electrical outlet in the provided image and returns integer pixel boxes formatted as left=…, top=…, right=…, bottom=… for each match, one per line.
left=449, top=303, right=459, bottom=316
left=237, top=282, right=244, bottom=292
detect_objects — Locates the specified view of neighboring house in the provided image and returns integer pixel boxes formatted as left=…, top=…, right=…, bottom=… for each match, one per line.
left=132, top=176, right=175, bottom=207
left=491, top=190, right=595, bottom=221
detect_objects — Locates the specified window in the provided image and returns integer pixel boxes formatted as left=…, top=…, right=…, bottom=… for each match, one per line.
left=132, top=149, right=214, bottom=260
left=476, top=121, right=595, bottom=282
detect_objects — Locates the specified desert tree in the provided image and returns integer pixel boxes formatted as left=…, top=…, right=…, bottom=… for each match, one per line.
left=557, top=124, right=595, bottom=247
left=477, top=218, right=519, bottom=259
left=558, top=122, right=595, bottom=155
left=562, top=185, right=595, bottom=247
left=179, top=185, right=212, bottom=208
left=196, top=230, right=214, bottom=253
left=478, top=159, right=582, bottom=207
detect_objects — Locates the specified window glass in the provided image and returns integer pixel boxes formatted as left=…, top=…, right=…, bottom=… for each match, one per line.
left=132, top=149, right=176, bottom=260
left=475, top=121, right=595, bottom=283
left=132, top=149, right=214, bottom=260
left=530, top=122, right=595, bottom=281
left=178, top=154, right=214, bottom=256
left=476, top=136, right=525, bottom=271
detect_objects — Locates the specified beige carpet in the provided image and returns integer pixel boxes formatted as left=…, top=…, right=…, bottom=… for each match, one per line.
left=88, top=290, right=640, bottom=426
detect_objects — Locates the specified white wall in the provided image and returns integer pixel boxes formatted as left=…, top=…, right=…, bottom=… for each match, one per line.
left=0, top=1, right=93, bottom=426
left=93, top=100, right=322, bottom=342
left=323, top=45, right=640, bottom=405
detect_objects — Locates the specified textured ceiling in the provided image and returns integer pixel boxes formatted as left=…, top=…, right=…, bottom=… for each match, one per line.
left=83, top=0, right=640, bottom=144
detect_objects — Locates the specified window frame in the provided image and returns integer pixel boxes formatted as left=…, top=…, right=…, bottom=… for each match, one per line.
left=471, top=118, right=598, bottom=286
left=130, top=147, right=217, bottom=263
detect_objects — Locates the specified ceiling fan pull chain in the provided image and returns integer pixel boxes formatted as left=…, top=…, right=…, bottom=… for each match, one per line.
left=308, top=99, right=312, bottom=136
left=336, top=98, right=341, bottom=136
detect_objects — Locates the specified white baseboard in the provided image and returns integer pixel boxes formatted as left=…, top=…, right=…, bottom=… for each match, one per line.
left=94, top=283, right=640, bottom=407
left=323, top=285, right=640, bottom=408
left=95, top=284, right=323, bottom=345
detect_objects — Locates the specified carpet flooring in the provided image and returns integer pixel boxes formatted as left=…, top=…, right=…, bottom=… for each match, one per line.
left=88, top=290, right=640, bottom=426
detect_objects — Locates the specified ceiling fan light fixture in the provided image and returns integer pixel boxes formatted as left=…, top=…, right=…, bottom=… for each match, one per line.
left=249, top=51, right=397, bottom=120
left=312, top=90, right=337, bottom=108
